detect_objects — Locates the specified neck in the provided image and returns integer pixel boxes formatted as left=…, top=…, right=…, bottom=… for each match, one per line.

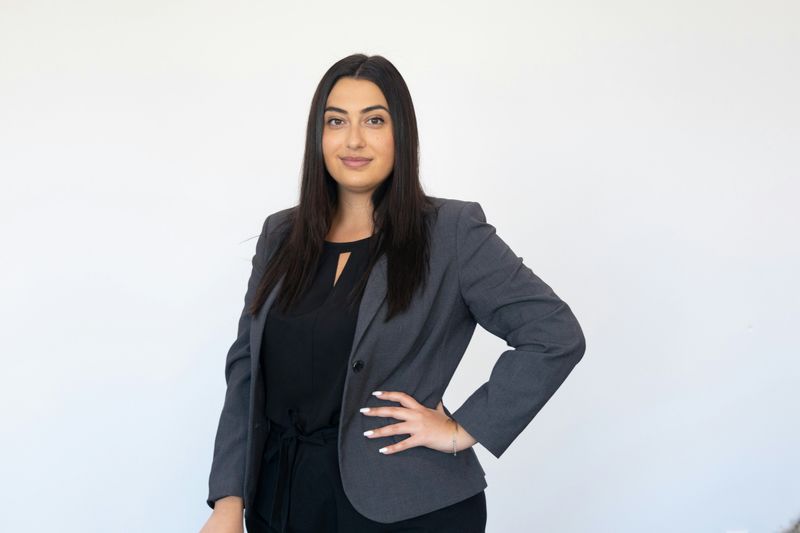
left=332, top=190, right=375, bottom=235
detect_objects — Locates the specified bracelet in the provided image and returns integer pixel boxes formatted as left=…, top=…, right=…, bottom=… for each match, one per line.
left=450, top=418, right=458, bottom=456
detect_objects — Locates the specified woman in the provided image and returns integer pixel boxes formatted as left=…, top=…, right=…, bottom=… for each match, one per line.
left=200, top=54, right=587, bottom=533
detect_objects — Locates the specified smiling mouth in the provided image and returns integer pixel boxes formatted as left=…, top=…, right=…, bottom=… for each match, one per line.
left=341, top=157, right=372, bottom=168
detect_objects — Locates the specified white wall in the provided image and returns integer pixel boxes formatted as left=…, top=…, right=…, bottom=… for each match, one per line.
left=1, top=1, right=797, bottom=532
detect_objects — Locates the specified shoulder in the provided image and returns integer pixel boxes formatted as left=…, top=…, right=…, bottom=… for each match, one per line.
left=267, top=205, right=296, bottom=224
left=259, top=206, right=296, bottom=237
left=425, top=196, right=488, bottom=234
left=425, top=195, right=480, bottom=223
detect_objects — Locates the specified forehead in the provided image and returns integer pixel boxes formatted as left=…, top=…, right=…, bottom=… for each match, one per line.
left=325, top=78, right=388, bottom=110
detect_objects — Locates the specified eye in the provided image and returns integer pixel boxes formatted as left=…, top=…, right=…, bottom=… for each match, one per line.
left=367, top=116, right=385, bottom=125
left=326, top=117, right=344, bottom=127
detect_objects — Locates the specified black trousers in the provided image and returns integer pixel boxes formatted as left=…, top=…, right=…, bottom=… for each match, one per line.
left=245, top=419, right=487, bottom=533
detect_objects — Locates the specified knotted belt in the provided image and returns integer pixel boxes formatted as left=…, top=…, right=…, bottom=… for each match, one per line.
left=267, top=412, right=339, bottom=533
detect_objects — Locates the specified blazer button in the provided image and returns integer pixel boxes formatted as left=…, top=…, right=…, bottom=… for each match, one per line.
left=352, top=359, right=365, bottom=372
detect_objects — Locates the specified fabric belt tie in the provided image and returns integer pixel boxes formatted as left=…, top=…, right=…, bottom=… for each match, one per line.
left=268, top=413, right=339, bottom=533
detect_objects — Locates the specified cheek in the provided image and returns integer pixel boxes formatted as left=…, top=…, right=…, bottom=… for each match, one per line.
left=377, top=136, right=394, bottom=161
left=322, top=131, right=340, bottom=156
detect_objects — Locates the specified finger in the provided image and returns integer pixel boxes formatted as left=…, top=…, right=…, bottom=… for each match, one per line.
left=378, top=435, right=415, bottom=455
left=371, top=390, right=422, bottom=409
left=359, top=406, right=411, bottom=420
left=363, top=422, right=408, bottom=439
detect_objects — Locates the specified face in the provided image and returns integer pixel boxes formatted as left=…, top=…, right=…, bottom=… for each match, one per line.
left=322, top=77, right=395, bottom=196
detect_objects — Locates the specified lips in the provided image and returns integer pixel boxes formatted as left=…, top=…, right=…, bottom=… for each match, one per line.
left=341, top=156, right=372, bottom=168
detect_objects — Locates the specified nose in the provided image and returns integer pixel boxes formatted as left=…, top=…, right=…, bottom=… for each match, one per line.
left=346, top=123, right=366, bottom=149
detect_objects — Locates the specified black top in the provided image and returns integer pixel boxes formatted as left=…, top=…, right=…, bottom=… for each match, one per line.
left=260, top=234, right=378, bottom=435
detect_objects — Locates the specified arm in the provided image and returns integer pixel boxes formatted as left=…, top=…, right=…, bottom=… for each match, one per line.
left=206, top=214, right=272, bottom=509
left=450, top=201, right=587, bottom=459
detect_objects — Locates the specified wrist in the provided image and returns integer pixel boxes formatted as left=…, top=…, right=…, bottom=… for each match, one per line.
left=452, top=418, right=477, bottom=451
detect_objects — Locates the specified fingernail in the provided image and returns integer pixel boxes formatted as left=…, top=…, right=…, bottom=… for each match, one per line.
left=379, top=447, right=387, bottom=454
left=372, top=391, right=383, bottom=396
left=363, top=430, right=373, bottom=436
left=360, top=407, right=370, bottom=413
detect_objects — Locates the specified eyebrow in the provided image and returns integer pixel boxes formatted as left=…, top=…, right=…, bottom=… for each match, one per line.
left=324, top=105, right=389, bottom=115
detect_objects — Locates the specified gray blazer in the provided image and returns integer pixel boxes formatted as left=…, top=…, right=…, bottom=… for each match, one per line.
left=206, top=196, right=586, bottom=523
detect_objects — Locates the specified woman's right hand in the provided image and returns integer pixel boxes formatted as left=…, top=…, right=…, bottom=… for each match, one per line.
left=199, top=497, right=244, bottom=533
left=199, top=512, right=243, bottom=533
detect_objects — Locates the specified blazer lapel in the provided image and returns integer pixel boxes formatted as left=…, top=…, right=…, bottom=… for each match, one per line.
left=249, top=272, right=283, bottom=376
left=348, top=252, right=388, bottom=362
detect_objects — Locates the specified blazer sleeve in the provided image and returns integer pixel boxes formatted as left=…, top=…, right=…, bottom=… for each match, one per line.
left=206, top=214, right=272, bottom=509
left=449, top=201, right=587, bottom=459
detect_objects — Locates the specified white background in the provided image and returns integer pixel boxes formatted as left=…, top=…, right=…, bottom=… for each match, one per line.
left=1, top=1, right=798, bottom=532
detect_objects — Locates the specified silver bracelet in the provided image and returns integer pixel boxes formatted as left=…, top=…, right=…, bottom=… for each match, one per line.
left=450, top=418, right=458, bottom=456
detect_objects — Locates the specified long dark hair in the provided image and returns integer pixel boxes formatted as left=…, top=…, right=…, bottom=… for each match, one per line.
left=247, top=53, right=438, bottom=322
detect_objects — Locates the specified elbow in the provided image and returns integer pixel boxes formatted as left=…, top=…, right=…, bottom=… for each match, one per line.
left=561, top=306, right=586, bottom=365
left=569, top=310, right=587, bottom=364
left=573, top=329, right=587, bottom=364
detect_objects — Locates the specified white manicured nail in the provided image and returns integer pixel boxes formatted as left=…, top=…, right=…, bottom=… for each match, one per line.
left=372, top=391, right=383, bottom=396
left=379, top=447, right=387, bottom=453
left=363, top=430, right=373, bottom=436
left=360, top=407, right=370, bottom=413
